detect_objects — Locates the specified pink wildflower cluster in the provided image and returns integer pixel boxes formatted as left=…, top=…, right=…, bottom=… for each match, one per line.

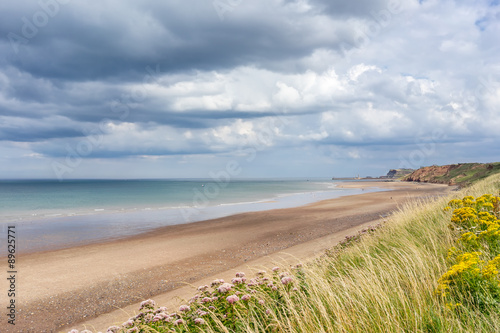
left=217, top=282, right=234, bottom=293
left=232, top=277, right=247, bottom=284
left=68, top=265, right=303, bottom=333
left=210, top=278, right=224, bottom=286
left=226, top=294, right=239, bottom=304
left=139, top=299, right=156, bottom=311
left=179, top=304, right=190, bottom=312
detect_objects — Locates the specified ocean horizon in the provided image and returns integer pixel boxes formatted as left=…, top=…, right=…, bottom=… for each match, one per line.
left=0, top=178, right=384, bottom=254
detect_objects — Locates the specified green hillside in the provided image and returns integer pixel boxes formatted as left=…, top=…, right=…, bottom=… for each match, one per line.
left=403, top=162, right=500, bottom=186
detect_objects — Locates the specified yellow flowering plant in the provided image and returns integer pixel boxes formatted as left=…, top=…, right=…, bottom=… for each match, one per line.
left=438, top=194, right=500, bottom=311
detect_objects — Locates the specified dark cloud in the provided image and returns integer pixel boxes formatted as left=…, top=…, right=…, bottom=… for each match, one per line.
left=310, top=0, right=399, bottom=19
left=0, top=121, right=84, bottom=142
left=1, top=0, right=354, bottom=81
left=0, top=0, right=498, bottom=178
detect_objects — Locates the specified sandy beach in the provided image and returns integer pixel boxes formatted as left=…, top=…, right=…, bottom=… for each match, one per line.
left=0, top=181, right=453, bottom=333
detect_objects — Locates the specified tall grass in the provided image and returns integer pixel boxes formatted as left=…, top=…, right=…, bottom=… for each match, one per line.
left=71, top=175, right=500, bottom=333
left=235, top=174, right=500, bottom=333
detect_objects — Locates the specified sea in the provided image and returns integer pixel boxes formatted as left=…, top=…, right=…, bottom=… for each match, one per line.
left=0, top=178, right=383, bottom=254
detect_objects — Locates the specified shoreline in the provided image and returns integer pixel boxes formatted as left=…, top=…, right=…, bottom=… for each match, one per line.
left=0, top=181, right=453, bottom=332
left=3, top=183, right=384, bottom=256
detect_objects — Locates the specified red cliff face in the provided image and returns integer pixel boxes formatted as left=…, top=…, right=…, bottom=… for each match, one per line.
left=403, top=164, right=462, bottom=185
left=403, top=163, right=500, bottom=186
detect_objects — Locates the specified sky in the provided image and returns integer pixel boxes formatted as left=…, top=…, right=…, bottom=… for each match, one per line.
left=0, top=0, right=499, bottom=179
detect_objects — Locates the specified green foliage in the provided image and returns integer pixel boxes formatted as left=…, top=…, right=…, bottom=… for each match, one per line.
left=437, top=194, right=500, bottom=312
left=406, top=162, right=500, bottom=187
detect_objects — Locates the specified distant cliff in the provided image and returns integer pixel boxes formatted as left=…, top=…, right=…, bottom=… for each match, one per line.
left=403, top=163, right=500, bottom=186
left=386, top=169, right=414, bottom=179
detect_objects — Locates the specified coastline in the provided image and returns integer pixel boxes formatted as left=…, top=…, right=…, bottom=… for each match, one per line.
left=5, top=182, right=380, bottom=255
left=0, top=181, right=453, bottom=333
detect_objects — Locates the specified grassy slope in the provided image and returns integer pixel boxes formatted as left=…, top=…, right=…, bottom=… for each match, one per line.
left=434, top=162, right=500, bottom=185
left=261, top=173, right=500, bottom=333
left=92, top=175, right=500, bottom=333
left=405, top=162, right=500, bottom=186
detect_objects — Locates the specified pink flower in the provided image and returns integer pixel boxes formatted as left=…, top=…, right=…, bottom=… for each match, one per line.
left=218, top=282, right=233, bottom=293
left=281, top=276, right=293, bottom=285
left=235, top=272, right=246, bottom=277
left=257, top=270, right=266, bottom=275
left=241, top=294, right=251, bottom=301
left=201, top=297, right=212, bottom=303
left=179, top=305, right=190, bottom=312
left=139, top=299, right=156, bottom=311
left=198, top=285, right=209, bottom=291
left=272, top=286, right=278, bottom=291
left=174, top=319, right=184, bottom=326
left=211, top=279, right=224, bottom=286
left=266, top=309, right=271, bottom=315
left=226, top=295, right=239, bottom=304
left=194, top=318, right=205, bottom=325
left=107, top=326, right=121, bottom=333
left=122, top=320, right=134, bottom=328
left=258, top=299, right=265, bottom=305
left=231, top=277, right=243, bottom=284
left=292, top=287, right=298, bottom=291
left=272, top=266, right=280, bottom=272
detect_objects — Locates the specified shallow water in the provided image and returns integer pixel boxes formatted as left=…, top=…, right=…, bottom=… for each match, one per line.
left=0, top=179, right=385, bottom=254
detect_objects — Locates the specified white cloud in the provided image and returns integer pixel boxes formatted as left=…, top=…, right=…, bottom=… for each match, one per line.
left=1, top=0, right=499, bottom=178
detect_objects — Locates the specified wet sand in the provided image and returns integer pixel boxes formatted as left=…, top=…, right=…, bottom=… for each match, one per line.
left=0, top=181, right=453, bottom=332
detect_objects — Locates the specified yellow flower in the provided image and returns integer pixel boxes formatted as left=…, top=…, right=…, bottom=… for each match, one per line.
left=482, top=202, right=494, bottom=210
left=460, top=232, right=478, bottom=242
left=448, top=199, right=463, bottom=208
left=482, top=255, right=500, bottom=279
left=445, top=302, right=463, bottom=310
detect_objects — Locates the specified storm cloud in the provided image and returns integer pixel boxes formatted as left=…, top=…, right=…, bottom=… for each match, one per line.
left=0, top=0, right=499, bottom=179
